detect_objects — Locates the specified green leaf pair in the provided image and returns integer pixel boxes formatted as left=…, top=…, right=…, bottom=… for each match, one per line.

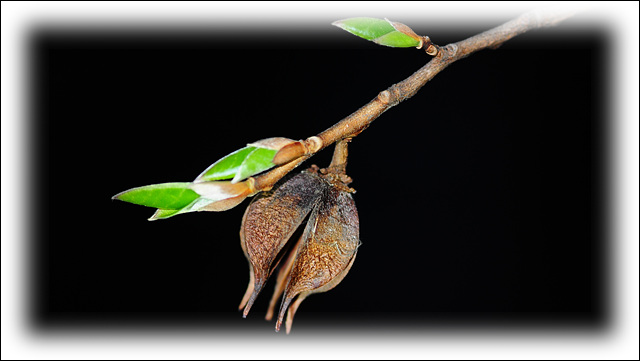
left=113, top=139, right=286, bottom=220
left=332, top=17, right=423, bottom=48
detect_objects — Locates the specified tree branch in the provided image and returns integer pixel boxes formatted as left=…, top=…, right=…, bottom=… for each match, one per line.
left=250, top=7, right=577, bottom=193
left=328, top=138, right=350, bottom=175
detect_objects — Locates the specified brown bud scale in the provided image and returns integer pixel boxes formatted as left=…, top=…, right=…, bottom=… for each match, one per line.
left=272, top=141, right=306, bottom=165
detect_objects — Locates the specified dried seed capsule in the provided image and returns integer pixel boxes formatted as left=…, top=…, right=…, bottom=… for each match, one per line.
left=275, top=185, right=360, bottom=334
left=238, top=170, right=328, bottom=317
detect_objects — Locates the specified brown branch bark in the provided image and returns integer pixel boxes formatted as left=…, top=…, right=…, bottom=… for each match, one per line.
left=251, top=7, right=577, bottom=193
left=328, top=138, right=350, bottom=175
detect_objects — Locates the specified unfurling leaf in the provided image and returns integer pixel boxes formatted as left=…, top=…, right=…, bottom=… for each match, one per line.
left=114, top=137, right=297, bottom=220
left=332, top=17, right=422, bottom=48
left=196, top=137, right=297, bottom=184
left=115, top=179, right=255, bottom=220
left=112, top=183, right=199, bottom=209
left=230, top=147, right=277, bottom=184
left=147, top=197, right=216, bottom=221
left=148, top=208, right=182, bottom=220
left=196, top=146, right=256, bottom=182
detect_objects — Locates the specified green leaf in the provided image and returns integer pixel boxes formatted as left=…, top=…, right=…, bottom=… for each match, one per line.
left=196, top=146, right=256, bottom=182
left=332, top=17, right=396, bottom=40
left=148, top=208, right=181, bottom=220
left=148, top=197, right=215, bottom=220
left=231, top=147, right=277, bottom=183
left=112, top=182, right=199, bottom=209
left=332, top=17, right=421, bottom=48
left=196, top=146, right=277, bottom=184
left=373, top=31, right=421, bottom=48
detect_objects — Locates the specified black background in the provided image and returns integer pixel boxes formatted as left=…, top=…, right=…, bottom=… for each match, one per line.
left=30, top=20, right=608, bottom=333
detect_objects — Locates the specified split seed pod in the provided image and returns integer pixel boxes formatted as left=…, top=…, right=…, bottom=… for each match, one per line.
left=239, top=166, right=360, bottom=334
left=238, top=170, right=328, bottom=316
left=274, top=185, right=360, bottom=334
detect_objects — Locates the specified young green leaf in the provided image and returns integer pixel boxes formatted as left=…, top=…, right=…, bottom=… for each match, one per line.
left=195, top=138, right=297, bottom=184
left=147, top=179, right=255, bottom=220
left=231, top=147, right=278, bottom=183
left=332, top=17, right=422, bottom=48
left=112, top=182, right=200, bottom=209
left=148, top=197, right=216, bottom=221
left=332, top=17, right=396, bottom=40
left=196, top=146, right=257, bottom=182
left=148, top=208, right=182, bottom=221
left=373, top=30, right=422, bottom=48
left=195, top=146, right=277, bottom=184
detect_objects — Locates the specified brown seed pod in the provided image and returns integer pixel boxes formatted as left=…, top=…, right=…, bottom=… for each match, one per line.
left=238, top=170, right=328, bottom=317
left=275, top=185, right=360, bottom=334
